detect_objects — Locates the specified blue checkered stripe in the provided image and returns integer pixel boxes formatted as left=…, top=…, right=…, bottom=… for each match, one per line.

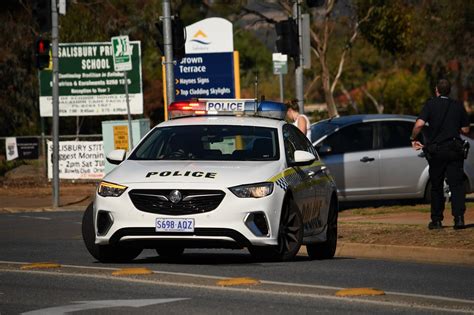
left=275, top=177, right=289, bottom=190
left=274, top=172, right=303, bottom=191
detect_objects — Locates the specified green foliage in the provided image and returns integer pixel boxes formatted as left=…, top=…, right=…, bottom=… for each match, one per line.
left=340, top=38, right=384, bottom=92
left=356, top=0, right=414, bottom=55
left=234, top=28, right=274, bottom=98
left=0, top=5, right=40, bottom=137
left=358, top=69, right=431, bottom=115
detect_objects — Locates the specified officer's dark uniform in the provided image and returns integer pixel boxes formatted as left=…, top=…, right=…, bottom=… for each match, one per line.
left=418, top=96, right=469, bottom=225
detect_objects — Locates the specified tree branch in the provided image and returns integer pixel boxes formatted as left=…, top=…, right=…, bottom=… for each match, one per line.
left=362, top=86, right=383, bottom=114
left=304, top=75, right=321, bottom=99
left=341, top=83, right=358, bottom=113
left=311, top=46, right=320, bottom=59
left=330, top=6, right=374, bottom=93
left=240, top=7, right=279, bottom=24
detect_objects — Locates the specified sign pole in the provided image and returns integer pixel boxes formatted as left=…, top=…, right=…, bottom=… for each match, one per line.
left=293, top=1, right=305, bottom=114
left=123, top=71, right=134, bottom=150
left=111, top=35, right=134, bottom=151
left=162, top=0, right=175, bottom=106
left=279, top=74, right=284, bottom=103
left=51, top=0, right=60, bottom=208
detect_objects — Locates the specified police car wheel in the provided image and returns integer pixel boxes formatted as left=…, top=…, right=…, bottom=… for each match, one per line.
left=249, top=197, right=303, bottom=262
left=307, top=197, right=338, bottom=260
left=82, top=203, right=142, bottom=263
left=156, top=247, right=185, bottom=259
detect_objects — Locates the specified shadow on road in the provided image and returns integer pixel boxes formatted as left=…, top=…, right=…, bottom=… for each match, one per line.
left=93, top=252, right=354, bottom=265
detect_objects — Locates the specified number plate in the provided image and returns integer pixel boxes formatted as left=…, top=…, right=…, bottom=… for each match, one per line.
left=155, top=218, right=195, bottom=232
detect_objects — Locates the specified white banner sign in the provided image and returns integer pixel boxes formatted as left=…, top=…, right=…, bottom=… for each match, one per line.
left=185, top=18, right=233, bottom=54
left=5, top=137, right=18, bottom=161
left=47, top=141, right=105, bottom=179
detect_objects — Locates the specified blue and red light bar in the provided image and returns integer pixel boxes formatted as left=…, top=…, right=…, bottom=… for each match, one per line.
left=168, top=99, right=287, bottom=120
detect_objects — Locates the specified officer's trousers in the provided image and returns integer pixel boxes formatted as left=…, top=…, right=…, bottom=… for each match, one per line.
left=428, top=149, right=466, bottom=222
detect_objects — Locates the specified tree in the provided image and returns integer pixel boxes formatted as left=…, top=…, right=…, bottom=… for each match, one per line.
left=240, top=1, right=374, bottom=117
left=307, top=1, right=374, bottom=117
left=0, top=1, right=40, bottom=138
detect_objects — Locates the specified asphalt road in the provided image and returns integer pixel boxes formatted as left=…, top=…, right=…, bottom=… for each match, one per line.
left=1, top=211, right=473, bottom=314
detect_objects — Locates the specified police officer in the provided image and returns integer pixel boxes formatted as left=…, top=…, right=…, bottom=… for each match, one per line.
left=411, top=79, right=469, bottom=230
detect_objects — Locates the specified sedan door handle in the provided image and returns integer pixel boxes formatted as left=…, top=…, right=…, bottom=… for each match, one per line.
left=360, top=156, right=375, bottom=163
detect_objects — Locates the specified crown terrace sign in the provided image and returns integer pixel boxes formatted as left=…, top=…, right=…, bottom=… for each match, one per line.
left=164, top=17, right=240, bottom=104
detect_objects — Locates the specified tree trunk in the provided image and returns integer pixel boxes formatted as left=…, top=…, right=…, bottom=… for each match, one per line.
left=321, top=56, right=339, bottom=117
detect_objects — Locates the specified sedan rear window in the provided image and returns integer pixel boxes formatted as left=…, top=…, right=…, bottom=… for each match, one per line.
left=129, top=125, right=279, bottom=161
left=310, top=122, right=339, bottom=143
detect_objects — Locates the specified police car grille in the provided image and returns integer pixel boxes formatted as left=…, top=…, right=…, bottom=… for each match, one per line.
left=128, top=189, right=225, bottom=215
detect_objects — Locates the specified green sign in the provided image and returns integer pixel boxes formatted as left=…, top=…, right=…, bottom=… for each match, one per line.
left=39, top=42, right=143, bottom=117
left=111, top=36, right=132, bottom=72
left=272, top=53, right=288, bottom=75
left=273, top=61, right=288, bottom=75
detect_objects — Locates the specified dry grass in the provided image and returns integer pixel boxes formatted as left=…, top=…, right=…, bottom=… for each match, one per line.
left=339, top=222, right=474, bottom=250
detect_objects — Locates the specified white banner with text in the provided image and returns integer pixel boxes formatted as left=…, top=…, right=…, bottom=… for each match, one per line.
left=47, top=140, right=105, bottom=179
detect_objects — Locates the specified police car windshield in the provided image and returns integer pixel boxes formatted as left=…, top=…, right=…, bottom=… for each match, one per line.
left=130, top=125, right=280, bottom=161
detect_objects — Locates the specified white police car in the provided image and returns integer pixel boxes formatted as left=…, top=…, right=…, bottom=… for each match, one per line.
left=82, top=99, right=338, bottom=262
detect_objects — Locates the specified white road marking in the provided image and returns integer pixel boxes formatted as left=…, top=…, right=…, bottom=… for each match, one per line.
left=18, top=216, right=51, bottom=221
left=1, top=261, right=472, bottom=313
left=21, top=298, right=188, bottom=315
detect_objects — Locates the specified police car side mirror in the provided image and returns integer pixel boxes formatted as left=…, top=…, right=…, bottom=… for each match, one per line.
left=291, top=150, right=316, bottom=166
left=106, top=149, right=126, bottom=165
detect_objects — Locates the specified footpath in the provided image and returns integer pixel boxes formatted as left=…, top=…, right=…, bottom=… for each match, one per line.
left=0, top=180, right=473, bottom=267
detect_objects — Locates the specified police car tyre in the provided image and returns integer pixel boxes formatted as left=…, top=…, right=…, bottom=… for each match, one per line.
left=156, top=247, right=185, bottom=258
left=306, top=197, right=338, bottom=260
left=82, top=203, right=142, bottom=263
left=249, top=196, right=303, bottom=262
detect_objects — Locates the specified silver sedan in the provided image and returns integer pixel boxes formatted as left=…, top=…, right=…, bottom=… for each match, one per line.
left=311, top=114, right=474, bottom=202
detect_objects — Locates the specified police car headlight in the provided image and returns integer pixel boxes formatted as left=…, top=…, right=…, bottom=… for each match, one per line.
left=229, top=182, right=274, bottom=198
left=98, top=181, right=128, bottom=197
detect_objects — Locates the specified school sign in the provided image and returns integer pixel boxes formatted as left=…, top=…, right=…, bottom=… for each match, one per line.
left=39, top=41, right=143, bottom=117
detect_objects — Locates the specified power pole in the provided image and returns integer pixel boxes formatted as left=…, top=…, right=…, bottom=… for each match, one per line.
left=293, top=0, right=304, bottom=114
left=162, top=0, right=175, bottom=107
left=51, top=0, right=60, bottom=208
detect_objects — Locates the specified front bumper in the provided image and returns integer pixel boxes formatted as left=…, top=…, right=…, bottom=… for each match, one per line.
left=94, top=182, right=284, bottom=248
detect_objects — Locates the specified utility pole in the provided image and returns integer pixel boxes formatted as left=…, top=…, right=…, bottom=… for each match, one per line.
left=51, top=0, right=60, bottom=208
left=293, top=0, right=304, bottom=114
left=162, top=0, right=175, bottom=106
